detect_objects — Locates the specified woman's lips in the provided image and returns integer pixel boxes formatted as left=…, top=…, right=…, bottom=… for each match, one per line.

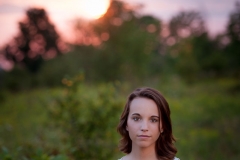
left=138, top=135, right=150, bottom=138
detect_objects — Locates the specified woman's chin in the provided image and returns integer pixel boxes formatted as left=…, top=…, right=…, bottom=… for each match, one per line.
left=135, top=141, right=154, bottom=148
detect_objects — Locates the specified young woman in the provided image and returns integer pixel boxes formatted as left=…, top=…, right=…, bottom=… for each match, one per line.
left=117, top=87, right=179, bottom=160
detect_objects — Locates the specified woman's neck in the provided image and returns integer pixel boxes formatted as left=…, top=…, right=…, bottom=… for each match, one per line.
left=128, top=144, right=158, bottom=160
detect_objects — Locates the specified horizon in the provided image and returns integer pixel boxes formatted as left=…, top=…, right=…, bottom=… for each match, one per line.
left=0, top=0, right=238, bottom=48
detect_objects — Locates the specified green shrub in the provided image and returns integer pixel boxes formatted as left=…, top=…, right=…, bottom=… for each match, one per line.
left=47, top=74, right=124, bottom=159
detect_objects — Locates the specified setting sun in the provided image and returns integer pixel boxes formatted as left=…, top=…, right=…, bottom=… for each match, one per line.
left=80, top=0, right=110, bottom=19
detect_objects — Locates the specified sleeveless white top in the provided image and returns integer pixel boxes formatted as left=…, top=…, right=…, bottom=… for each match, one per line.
left=118, top=157, right=180, bottom=160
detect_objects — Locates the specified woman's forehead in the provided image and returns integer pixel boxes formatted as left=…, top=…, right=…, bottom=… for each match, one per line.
left=129, top=97, right=159, bottom=116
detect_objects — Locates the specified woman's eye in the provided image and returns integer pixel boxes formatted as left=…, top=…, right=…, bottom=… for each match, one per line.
left=151, top=119, right=158, bottom=123
left=133, top=117, right=140, bottom=121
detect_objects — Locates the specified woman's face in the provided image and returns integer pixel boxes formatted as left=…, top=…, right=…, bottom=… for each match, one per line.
left=126, top=97, right=162, bottom=149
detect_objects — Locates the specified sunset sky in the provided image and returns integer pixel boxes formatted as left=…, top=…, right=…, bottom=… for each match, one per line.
left=0, top=0, right=237, bottom=48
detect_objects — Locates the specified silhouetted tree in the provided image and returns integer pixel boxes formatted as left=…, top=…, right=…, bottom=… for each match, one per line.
left=165, top=11, right=222, bottom=80
left=3, top=8, right=63, bottom=73
left=73, top=0, right=162, bottom=81
left=225, top=2, right=240, bottom=76
left=227, top=2, right=240, bottom=41
left=168, top=11, right=206, bottom=44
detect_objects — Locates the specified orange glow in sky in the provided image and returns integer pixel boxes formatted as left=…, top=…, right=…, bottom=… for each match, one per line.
left=23, top=0, right=110, bottom=20
left=81, top=0, right=110, bottom=19
left=0, top=0, right=111, bottom=48
left=0, top=0, right=236, bottom=49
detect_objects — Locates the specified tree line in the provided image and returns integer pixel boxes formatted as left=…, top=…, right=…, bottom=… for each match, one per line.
left=0, top=0, right=239, bottom=89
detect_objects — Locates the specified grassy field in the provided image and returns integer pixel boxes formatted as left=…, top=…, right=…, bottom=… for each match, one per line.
left=0, top=77, right=239, bottom=160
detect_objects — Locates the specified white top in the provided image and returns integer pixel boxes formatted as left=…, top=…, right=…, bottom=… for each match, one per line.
left=118, top=157, right=180, bottom=160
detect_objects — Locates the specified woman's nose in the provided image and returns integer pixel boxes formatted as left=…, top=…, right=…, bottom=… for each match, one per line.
left=140, top=120, right=149, bottom=131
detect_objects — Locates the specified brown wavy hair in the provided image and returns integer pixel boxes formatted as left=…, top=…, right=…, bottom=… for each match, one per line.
left=117, top=87, right=177, bottom=160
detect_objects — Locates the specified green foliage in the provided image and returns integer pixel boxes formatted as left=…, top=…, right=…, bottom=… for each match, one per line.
left=165, top=32, right=232, bottom=81
left=71, top=0, right=161, bottom=81
left=1, top=1, right=240, bottom=160
left=0, top=75, right=126, bottom=159
left=157, top=77, right=240, bottom=160
left=224, top=2, right=240, bottom=76
left=47, top=74, right=124, bottom=159
left=1, top=1, right=239, bottom=89
left=0, top=147, right=68, bottom=160
left=1, top=77, right=240, bottom=160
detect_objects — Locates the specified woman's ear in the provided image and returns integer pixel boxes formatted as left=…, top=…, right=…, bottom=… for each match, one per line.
left=126, top=126, right=128, bottom=131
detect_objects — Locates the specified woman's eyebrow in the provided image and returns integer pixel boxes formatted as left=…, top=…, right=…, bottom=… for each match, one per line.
left=132, top=113, right=141, bottom=116
left=131, top=113, right=159, bottom=118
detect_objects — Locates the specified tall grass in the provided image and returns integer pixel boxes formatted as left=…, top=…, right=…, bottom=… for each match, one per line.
left=0, top=77, right=239, bottom=159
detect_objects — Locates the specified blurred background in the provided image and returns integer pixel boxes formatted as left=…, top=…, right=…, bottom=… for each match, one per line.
left=0, top=0, right=240, bottom=159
